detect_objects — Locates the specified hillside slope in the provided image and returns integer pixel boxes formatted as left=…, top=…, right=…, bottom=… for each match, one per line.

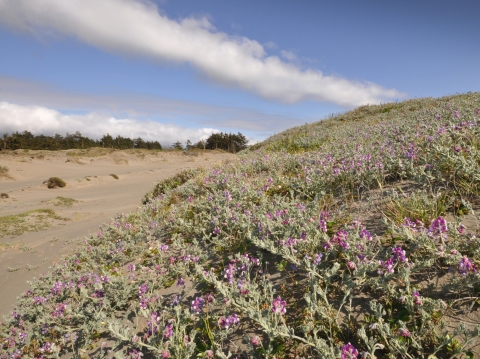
left=1, top=92, right=480, bottom=359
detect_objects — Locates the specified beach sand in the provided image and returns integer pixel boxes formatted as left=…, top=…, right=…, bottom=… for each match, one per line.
left=0, top=148, right=235, bottom=317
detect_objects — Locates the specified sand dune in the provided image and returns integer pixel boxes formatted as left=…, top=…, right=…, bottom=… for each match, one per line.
left=0, top=148, right=235, bottom=317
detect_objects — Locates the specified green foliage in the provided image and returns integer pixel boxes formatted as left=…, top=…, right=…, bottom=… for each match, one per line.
left=0, top=130, right=162, bottom=151
left=0, top=208, right=69, bottom=238
left=51, top=196, right=79, bottom=207
left=2, top=92, right=480, bottom=359
left=203, top=132, right=248, bottom=153
left=382, top=190, right=451, bottom=225
left=142, top=167, right=203, bottom=204
left=47, top=177, right=66, bottom=188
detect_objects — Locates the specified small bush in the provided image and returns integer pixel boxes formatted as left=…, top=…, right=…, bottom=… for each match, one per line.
left=0, top=193, right=9, bottom=198
left=110, top=174, right=119, bottom=180
left=46, top=177, right=66, bottom=189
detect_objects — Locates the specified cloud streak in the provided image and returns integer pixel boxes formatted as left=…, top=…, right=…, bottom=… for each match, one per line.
left=0, top=0, right=406, bottom=107
left=0, top=102, right=219, bottom=146
left=0, top=76, right=312, bottom=134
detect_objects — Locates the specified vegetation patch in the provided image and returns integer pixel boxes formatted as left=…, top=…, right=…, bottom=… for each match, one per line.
left=0, top=209, right=70, bottom=238
left=0, top=165, right=13, bottom=179
left=2, top=93, right=480, bottom=359
left=142, top=167, right=204, bottom=204
left=50, top=196, right=80, bottom=207
left=65, top=157, right=86, bottom=165
left=46, top=177, right=66, bottom=188
left=1, top=193, right=9, bottom=198
left=109, top=173, right=119, bottom=180
left=113, top=157, right=128, bottom=165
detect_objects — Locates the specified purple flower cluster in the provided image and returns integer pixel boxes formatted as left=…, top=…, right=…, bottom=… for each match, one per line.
left=272, top=296, right=287, bottom=315
left=458, top=256, right=477, bottom=275
left=427, top=216, right=448, bottom=239
left=138, top=283, right=148, bottom=297
left=392, top=246, right=408, bottom=263
left=403, top=217, right=424, bottom=231
left=341, top=342, right=358, bottom=359
left=217, top=313, right=240, bottom=329
left=378, top=246, right=408, bottom=274
left=328, top=230, right=349, bottom=250
left=163, top=323, right=173, bottom=338
left=250, top=335, right=261, bottom=347
left=191, top=297, right=206, bottom=314
left=146, top=312, right=160, bottom=337
left=412, top=291, right=422, bottom=305
left=51, top=303, right=67, bottom=317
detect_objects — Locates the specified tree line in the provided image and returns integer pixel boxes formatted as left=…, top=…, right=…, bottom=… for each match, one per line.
left=0, top=131, right=162, bottom=150
left=0, top=131, right=249, bottom=153
left=172, top=132, right=248, bottom=153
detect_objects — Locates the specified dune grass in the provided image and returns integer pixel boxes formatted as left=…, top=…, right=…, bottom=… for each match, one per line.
left=1, top=93, right=480, bottom=359
left=0, top=165, right=13, bottom=180
left=0, top=209, right=70, bottom=238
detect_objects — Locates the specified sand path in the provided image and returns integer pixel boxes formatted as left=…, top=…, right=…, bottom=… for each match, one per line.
left=0, top=148, right=235, bottom=317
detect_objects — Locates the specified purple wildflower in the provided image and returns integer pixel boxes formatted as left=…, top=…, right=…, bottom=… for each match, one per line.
left=224, top=190, right=232, bottom=201
left=359, top=229, right=372, bottom=241
left=177, top=277, right=185, bottom=287
left=272, top=296, right=287, bottom=315
left=50, top=281, right=65, bottom=295
left=128, top=349, right=144, bottom=359
left=191, top=297, right=206, bottom=314
left=392, top=246, right=408, bottom=263
left=138, top=283, right=148, bottom=297
left=51, top=303, right=67, bottom=317
left=427, top=216, right=448, bottom=238
left=458, top=256, right=477, bottom=275
left=170, top=294, right=181, bottom=306
left=250, top=336, right=261, bottom=347
left=218, top=313, right=240, bottom=329
left=163, top=324, right=173, bottom=338
left=412, top=291, right=422, bottom=305
left=398, top=328, right=411, bottom=337
left=146, top=312, right=160, bottom=336
left=341, top=343, right=359, bottom=359
left=319, top=219, right=327, bottom=232
left=346, top=260, right=356, bottom=270
left=378, top=258, right=394, bottom=274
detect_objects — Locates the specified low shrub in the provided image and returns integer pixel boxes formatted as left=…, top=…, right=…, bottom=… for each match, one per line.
left=46, top=177, right=66, bottom=188
left=110, top=174, right=119, bottom=180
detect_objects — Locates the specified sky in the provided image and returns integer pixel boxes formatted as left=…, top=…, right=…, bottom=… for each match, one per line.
left=0, top=0, right=479, bottom=147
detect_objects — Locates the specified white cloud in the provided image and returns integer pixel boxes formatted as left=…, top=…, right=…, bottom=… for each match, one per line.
left=0, top=0, right=406, bottom=107
left=280, top=50, right=298, bottom=62
left=0, top=102, right=219, bottom=146
left=0, top=76, right=314, bottom=134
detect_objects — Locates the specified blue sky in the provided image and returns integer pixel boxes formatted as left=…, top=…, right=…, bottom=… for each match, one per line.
left=0, top=0, right=479, bottom=146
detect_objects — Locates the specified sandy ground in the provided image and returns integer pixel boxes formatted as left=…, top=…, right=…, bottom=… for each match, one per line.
left=0, top=148, right=235, bottom=317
